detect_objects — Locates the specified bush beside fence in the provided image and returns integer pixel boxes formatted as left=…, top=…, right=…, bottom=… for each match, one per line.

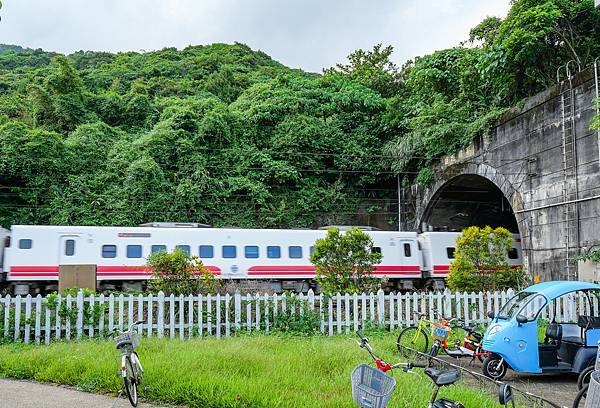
left=2, top=288, right=596, bottom=344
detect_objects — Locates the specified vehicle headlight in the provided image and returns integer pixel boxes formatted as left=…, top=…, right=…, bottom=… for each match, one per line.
left=488, top=325, right=502, bottom=337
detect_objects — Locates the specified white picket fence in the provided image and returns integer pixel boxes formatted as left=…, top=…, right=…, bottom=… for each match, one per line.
left=4, top=287, right=595, bottom=345
left=0, top=289, right=530, bottom=344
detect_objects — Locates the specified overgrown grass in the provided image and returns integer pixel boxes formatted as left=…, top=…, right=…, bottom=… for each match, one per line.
left=0, top=333, right=499, bottom=407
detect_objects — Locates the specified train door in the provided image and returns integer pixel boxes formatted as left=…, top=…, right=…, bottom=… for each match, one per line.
left=59, top=235, right=81, bottom=265
left=398, top=239, right=420, bottom=275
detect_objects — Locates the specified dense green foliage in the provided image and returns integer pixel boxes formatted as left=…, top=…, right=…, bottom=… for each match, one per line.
left=310, top=227, right=383, bottom=294
left=146, top=249, right=220, bottom=295
left=0, top=335, right=500, bottom=407
left=447, top=226, right=530, bottom=293
left=0, top=0, right=598, bottom=228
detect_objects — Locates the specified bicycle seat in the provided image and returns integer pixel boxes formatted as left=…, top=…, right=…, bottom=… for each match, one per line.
left=424, top=368, right=461, bottom=386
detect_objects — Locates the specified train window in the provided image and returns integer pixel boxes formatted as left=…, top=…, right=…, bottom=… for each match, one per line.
left=65, top=239, right=75, bottom=256
left=199, top=245, right=214, bottom=258
left=289, top=246, right=302, bottom=259
left=446, top=247, right=456, bottom=259
left=223, top=246, right=237, bottom=258
left=403, top=243, right=411, bottom=258
left=245, top=246, right=259, bottom=259
left=151, top=245, right=166, bottom=253
left=267, top=246, right=281, bottom=259
left=372, top=247, right=382, bottom=254
left=310, top=246, right=315, bottom=255
left=176, top=245, right=190, bottom=255
left=102, top=245, right=117, bottom=258
left=127, top=245, right=142, bottom=258
left=508, top=248, right=519, bottom=259
left=18, top=239, right=32, bottom=249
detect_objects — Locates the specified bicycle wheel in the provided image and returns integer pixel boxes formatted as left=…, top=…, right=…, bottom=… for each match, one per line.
left=397, top=326, right=429, bottom=357
left=132, top=351, right=144, bottom=384
left=123, top=355, right=138, bottom=407
left=572, top=385, right=587, bottom=408
left=577, top=365, right=594, bottom=391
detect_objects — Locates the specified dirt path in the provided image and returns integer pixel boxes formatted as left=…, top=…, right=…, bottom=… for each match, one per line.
left=0, top=378, right=175, bottom=408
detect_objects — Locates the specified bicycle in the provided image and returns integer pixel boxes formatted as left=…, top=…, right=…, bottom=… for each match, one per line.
left=110, top=320, right=146, bottom=407
left=397, top=313, right=484, bottom=362
left=353, top=330, right=464, bottom=408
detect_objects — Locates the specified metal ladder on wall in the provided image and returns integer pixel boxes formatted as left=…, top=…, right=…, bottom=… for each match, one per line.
left=557, top=61, right=580, bottom=280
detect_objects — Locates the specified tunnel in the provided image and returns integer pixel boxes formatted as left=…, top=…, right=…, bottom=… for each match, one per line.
left=420, top=174, right=519, bottom=233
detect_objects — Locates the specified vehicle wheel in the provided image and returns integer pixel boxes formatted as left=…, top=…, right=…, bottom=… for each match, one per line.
left=577, top=366, right=594, bottom=391
left=482, top=354, right=508, bottom=380
left=572, top=385, right=587, bottom=408
left=397, top=326, right=429, bottom=357
left=132, top=352, right=143, bottom=385
left=123, top=356, right=138, bottom=407
left=476, top=348, right=490, bottom=363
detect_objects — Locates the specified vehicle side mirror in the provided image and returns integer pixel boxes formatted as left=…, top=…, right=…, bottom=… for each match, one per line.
left=498, top=384, right=515, bottom=407
left=516, top=315, right=528, bottom=325
left=488, top=311, right=495, bottom=319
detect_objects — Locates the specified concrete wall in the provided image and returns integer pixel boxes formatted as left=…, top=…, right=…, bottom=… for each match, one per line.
left=405, top=67, right=600, bottom=281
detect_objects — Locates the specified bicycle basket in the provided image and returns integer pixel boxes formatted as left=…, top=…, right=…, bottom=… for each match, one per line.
left=114, top=331, right=139, bottom=349
left=431, top=322, right=451, bottom=341
left=351, top=364, right=396, bottom=408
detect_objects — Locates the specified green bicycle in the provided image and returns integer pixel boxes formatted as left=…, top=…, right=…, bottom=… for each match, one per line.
left=396, top=312, right=468, bottom=358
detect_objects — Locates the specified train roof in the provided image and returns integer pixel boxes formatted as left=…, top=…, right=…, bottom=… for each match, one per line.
left=9, top=225, right=419, bottom=237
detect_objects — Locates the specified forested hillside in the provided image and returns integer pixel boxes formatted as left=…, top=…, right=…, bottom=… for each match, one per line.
left=0, top=0, right=598, bottom=229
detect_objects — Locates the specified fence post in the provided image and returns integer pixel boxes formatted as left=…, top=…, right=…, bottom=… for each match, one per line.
left=188, top=294, right=194, bottom=339
left=76, top=291, right=84, bottom=340
left=234, top=291, right=241, bottom=332
left=34, top=294, right=42, bottom=344
left=14, top=295, right=21, bottom=342
left=169, top=294, right=175, bottom=339
left=65, top=294, right=72, bottom=340
left=396, top=292, right=403, bottom=327
left=216, top=293, right=221, bottom=339
left=118, top=294, right=124, bottom=332
left=344, top=293, right=350, bottom=334
left=328, top=296, right=334, bottom=336
left=44, top=296, right=51, bottom=344
left=225, top=293, right=231, bottom=337
left=128, top=294, right=135, bottom=330
left=137, top=294, right=144, bottom=336
left=157, top=291, right=164, bottom=339
left=146, top=294, right=153, bottom=338
left=263, top=293, right=269, bottom=334
left=353, top=293, right=359, bottom=332
left=3, top=294, right=10, bottom=340
left=377, top=289, right=385, bottom=326
left=88, top=294, right=95, bottom=338
left=246, top=293, right=251, bottom=333
left=178, top=294, right=184, bottom=340
left=197, top=294, right=203, bottom=337
left=24, top=295, right=32, bottom=344
left=389, top=293, right=395, bottom=331
left=55, top=295, right=62, bottom=341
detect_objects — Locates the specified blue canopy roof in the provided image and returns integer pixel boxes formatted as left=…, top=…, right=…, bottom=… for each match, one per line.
left=522, top=281, right=600, bottom=300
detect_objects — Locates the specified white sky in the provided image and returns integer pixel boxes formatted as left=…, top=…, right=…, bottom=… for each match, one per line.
left=0, top=0, right=511, bottom=72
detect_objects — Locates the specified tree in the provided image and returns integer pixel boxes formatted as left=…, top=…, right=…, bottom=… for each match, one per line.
left=310, top=227, right=383, bottom=295
left=447, top=226, right=530, bottom=293
left=147, top=249, right=220, bottom=295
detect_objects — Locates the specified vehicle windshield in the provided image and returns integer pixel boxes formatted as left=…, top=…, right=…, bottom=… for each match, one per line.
left=497, top=291, right=547, bottom=321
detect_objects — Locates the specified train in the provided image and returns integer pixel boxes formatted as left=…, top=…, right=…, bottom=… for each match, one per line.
left=0, top=223, right=523, bottom=295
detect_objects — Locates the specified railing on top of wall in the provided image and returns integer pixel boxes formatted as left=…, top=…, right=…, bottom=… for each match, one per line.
left=1, top=288, right=597, bottom=344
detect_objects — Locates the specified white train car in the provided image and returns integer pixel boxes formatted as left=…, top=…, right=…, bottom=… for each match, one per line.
left=1, top=224, right=425, bottom=294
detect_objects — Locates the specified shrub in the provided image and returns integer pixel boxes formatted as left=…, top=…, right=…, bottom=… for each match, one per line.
left=310, top=227, right=383, bottom=295
left=147, top=249, right=220, bottom=295
left=447, top=226, right=530, bottom=293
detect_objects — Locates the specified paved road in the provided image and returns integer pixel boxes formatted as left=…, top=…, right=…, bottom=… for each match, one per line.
left=438, top=357, right=577, bottom=407
left=0, top=378, right=174, bottom=408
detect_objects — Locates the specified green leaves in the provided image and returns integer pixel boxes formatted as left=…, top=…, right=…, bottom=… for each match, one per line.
left=310, top=227, right=383, bottom=295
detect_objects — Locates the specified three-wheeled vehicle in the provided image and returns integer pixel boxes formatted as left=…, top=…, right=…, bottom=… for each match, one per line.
left=481, top=281, right=600, bottom=380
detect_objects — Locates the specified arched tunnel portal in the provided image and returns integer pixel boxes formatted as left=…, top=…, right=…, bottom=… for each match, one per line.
left=420, top=174, right=519, bottom=233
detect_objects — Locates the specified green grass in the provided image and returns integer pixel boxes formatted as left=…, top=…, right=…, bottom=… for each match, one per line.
left=0, top=334, right=499, bottom=407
